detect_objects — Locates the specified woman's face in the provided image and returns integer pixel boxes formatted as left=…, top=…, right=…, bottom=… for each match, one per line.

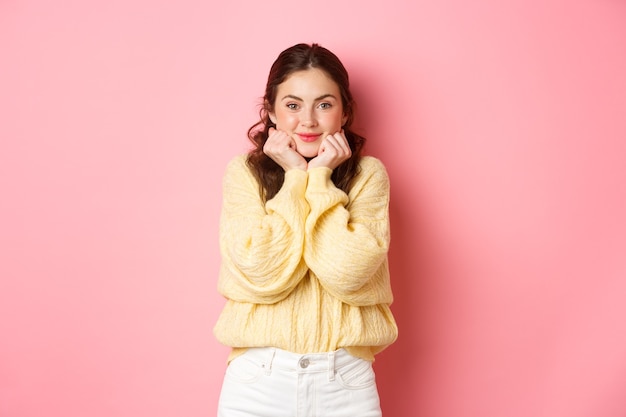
left=269, top=68, right=347, bottom=158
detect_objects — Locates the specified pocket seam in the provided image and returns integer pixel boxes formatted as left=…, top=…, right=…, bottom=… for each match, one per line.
left=225, top=357, right=263, bottom=384
left=333, top=362, right=376, bottom=390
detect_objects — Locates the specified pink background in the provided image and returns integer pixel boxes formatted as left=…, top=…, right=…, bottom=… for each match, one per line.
left=1, top=1, right=625, bottom=416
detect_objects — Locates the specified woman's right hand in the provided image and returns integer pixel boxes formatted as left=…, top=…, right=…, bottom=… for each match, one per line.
left=263, top=128, right=308, bottom=171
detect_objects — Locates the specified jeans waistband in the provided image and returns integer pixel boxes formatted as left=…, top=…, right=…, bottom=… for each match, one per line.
left=240, top=347, right=362, bottom=378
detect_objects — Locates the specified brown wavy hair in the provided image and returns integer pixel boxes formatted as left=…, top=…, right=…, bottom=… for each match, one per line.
left=247, top=43, right=366, bottom=202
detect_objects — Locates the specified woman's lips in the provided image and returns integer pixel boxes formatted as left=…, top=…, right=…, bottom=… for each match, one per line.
left=297, top=133, right=321, bottom=143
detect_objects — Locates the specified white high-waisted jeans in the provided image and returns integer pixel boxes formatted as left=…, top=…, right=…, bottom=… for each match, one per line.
left=217, top=347, right=382, bottom=417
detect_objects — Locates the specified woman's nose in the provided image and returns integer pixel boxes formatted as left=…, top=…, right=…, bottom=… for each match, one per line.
left=300, top=109, right=318, bottom=127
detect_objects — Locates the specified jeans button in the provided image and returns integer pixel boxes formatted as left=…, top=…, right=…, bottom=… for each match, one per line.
left=299, top=358, right=310, bottom=369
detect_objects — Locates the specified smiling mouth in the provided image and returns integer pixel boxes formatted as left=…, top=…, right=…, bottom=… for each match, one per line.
left=297, top=133, right=321, bottom=143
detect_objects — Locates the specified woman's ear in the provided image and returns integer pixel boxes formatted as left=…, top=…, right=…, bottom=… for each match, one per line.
left=266, top=100, right=277, bottom=125
left=342, top=113, right=348, bottom=126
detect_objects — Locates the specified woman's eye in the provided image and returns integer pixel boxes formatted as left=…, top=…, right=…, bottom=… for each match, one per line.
left=286, top=103, right=299, bottom=110
left=319, top=102, right=332, bottom=109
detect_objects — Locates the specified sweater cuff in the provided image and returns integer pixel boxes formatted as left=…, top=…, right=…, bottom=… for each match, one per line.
left=282, top=168, right=308, bottom=194
left=284, top=169, right=307, bottom=184
left=265, top=168, right=308, bottom=212
left=306, top=167, right=334, bottom=192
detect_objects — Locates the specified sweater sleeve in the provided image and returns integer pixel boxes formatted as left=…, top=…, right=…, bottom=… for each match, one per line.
left=217, top=155, right=310, bottom=304
left=303, top=157, right=391, bottom=305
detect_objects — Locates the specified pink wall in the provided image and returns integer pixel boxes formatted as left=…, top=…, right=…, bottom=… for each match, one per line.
left=1, top=1, right=625, bottom=416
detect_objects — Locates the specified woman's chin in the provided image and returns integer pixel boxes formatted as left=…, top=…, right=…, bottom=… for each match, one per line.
left=296, top=147, right=320, bottom=159
left=300, top=153, right=318, bottom=160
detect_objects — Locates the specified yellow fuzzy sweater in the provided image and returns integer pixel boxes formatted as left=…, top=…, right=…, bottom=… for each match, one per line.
left=213, top=154, right=398, bottom=362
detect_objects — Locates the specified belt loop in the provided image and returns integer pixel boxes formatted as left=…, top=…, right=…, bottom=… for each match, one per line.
left=262, top=348, right=276, bottom=375
left=328, top=351, right=336, bottom=381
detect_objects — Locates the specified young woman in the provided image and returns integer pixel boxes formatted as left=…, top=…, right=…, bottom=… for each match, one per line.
left=214, top=43, right=398, bottom=417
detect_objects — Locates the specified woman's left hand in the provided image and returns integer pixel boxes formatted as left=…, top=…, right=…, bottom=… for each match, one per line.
left=307, top=130, right=352, bottom=171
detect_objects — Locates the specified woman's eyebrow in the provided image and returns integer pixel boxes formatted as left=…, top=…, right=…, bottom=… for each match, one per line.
left=280, top=94, right=337, bottom=101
